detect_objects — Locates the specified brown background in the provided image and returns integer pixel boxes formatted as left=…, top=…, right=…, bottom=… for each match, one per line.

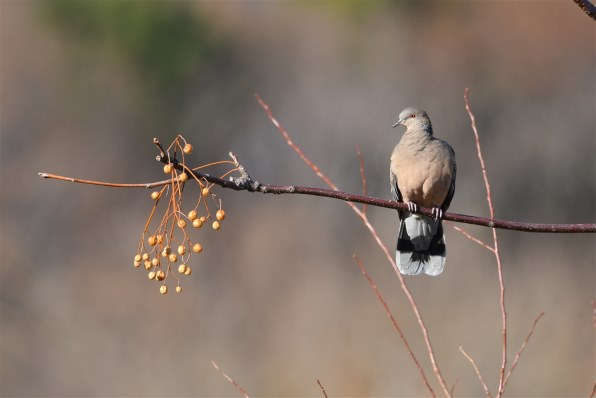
left=1, top=1, right=594, bottom=396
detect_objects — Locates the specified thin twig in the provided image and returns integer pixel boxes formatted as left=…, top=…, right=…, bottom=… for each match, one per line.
left=592, top=300, right=596, bottom=330
left=449, top=378, right=459, bottom=397
left=316, top=379, right=328, bottom=398
left=355, top=145, right=368, bottom=216
left=211, top=361, right=250, bottom=398
left=447, top=222, right=495, bottom=253
left=38, top=172, right=172, bottom=189
left=503, top=312, right=545, bottom=387
left=459, top=346, right=493, bottom=398
left=464, top=88, right=507, bottom=397
left=354, top=255, right=435, bottom=397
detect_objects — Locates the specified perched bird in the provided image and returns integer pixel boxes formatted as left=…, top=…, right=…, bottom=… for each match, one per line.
left=390, top=107, right=456, bottom=276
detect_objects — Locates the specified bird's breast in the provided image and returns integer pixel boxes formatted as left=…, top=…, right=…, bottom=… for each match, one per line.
left=391, top=140, right=454, bottom=208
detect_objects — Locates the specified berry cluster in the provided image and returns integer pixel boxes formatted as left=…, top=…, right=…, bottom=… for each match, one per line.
left=133, top=136, right=236, bottom=294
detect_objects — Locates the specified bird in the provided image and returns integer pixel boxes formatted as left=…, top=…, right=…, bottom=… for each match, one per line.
left=390, top=107, right=456, bottom=276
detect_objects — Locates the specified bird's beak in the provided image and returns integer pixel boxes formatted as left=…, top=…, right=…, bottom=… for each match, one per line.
left=392, top=119, right=404, bottom=128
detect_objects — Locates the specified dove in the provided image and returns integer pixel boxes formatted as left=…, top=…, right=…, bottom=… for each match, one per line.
left=390, top=107, right=456, bottom=275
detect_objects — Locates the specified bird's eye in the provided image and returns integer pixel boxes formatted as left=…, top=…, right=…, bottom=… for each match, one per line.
left=409, top=114, right=416, bottom=118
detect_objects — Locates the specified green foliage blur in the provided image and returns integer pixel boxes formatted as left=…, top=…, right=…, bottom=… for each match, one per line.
left=41, top=0, right=226, bottom=95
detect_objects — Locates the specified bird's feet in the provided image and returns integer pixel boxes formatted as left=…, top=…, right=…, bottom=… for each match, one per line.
left=431, top=207, right=443, bottom=221
left=406, top=201, right=418, bottom=212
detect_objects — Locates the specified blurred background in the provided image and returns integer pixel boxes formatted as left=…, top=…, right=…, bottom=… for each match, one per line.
left=1, top=1, right=594, bottom=396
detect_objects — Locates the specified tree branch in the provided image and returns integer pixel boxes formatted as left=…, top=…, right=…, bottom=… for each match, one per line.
left=39, top=169, right=596, bottom=233
left=573, top=0, right=596, bottom=20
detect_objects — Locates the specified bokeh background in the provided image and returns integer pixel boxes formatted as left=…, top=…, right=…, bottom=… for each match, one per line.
left=1, top=1, right=594, bottom=397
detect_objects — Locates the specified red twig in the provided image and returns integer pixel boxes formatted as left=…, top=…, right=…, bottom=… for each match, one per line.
left=256, top=94, right=452, bottom=397
left=464, top=88, right=507, bottom=397
left=316, top=379, right=328, bottom=398
left=503, top=312, right=545, bottom=387
left=459, top=346, right=493, bottom=398
left=211, top=361, right=250, bottom=398
left=355, top=145, right=368, bottom=216
left=447, top=222, right=495, bottom=253
left=592, top=300, right=596, bottom=330
left=37, top=172, right=172, bottom=189
left=354, top=255, right=435, bottom=397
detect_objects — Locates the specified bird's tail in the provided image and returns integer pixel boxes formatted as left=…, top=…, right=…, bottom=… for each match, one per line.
left=396, top=213, right=446, bottom=276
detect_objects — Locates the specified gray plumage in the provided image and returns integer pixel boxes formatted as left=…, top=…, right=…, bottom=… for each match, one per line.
left=390, top=107, right=456, bottom=276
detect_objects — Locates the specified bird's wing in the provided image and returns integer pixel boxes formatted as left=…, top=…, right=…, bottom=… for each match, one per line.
left=390, top=168, right=405, bottom=220
left=390, top=169, right=402, bottom=203
left=440, top=145, right=456, bottom=212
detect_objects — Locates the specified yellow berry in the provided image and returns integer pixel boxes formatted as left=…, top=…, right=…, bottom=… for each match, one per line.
left=184, top=266, right=192, bottom=276
left=144, top=260, right=151, bottom=270
left=141, top=253, right=150, bottom=261
left=175, top=286, right=182, bottom=293
left=151, top=191, right=161, bottom=200
left=201, top=187, right=210, bottom=196
left=156, top=234, right=164, bottom=244
left=148, top=235, right=157, bottom=246
left=212, top=221, right=220, bottom=230
left=178, top=264, right=187, bottom=274
left=156, top=270, right=165, bottom=281
left=200, top=216, right=207, bottom=222
left=134, top=261, right=141, bottom=268
left=134, top=254, right=142, bottom=263
left=192, top=243, right=202, bottom=253
left=160, top=285, right=168, bottom=295
left=148, top=271, right=156, bottom=280
left=177, top=219, right=186, bottom=229
left=163, top=163, right=173, bottom=174
left=192, top=218, right=203, bottom=228
left=161, top=246, right=171, bottom=257
left=216, top=209, right=226, bottom=221
left=151, top=258, right=160, bottom=267
left=178, top=172, right=188, bottom=182
left=183, top=143, right=193, bottom=154
left=177, top=245, right=186, bottom=255
left=188, top=210, right=197, bottom=220
left=168, top=253, right=178, bottom=263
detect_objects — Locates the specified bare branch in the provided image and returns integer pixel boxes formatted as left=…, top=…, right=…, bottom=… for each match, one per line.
left=354, top=255, right=435, bottom=397
left=504, top=312, right=545, bottom=387
left=316, top=379, right=328, bottom=398
left=447, top=222, right=495, bottom=252
left=211, top=361, right=250, bottom=398
left=459, top=346, right=493, bottom=398
left=464, top=88, right=507, bottom=397
left=355, top=145, right=368, bottom=216
left=573, top=0, right=596, bottom=20
left=39, top=169, right=596, bottom=234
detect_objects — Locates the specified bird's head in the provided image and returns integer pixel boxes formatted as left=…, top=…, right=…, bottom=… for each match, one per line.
left=393, top=107, right=432, bottom=133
